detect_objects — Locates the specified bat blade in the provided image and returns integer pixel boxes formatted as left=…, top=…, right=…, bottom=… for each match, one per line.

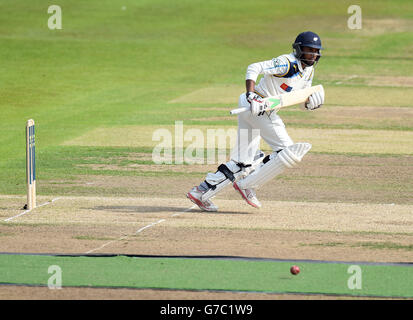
left=277, top=84, right=323, bottom=109
left=229, top=85, right=323, bottom=115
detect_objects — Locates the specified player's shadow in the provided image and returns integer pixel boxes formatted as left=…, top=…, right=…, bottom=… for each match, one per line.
left=198, top=210, right=252, bottom=215
left=89, top=206, right=251, bottom=215
left=90, top=206, right=188, bottom=213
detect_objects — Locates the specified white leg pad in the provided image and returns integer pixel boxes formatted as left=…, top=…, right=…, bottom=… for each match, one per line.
left=200, top=161, right=241, bottom=201
left=237, top=142, right=312, bottom=189
left=201, top=152, right=265, bottom=201
left=200, top=177, right=232, bottom=201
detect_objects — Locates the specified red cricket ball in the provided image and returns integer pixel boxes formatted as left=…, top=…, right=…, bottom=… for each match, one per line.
left=290, top=265, right=300, bottom=275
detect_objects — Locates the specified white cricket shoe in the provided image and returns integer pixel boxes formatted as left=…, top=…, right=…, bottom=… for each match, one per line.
left=186, top=186, right=218, bottom=212
left=233, top=181, right=262, bottom=208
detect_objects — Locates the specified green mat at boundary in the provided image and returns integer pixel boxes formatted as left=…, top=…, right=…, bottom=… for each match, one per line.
left=0, top=254, right=412, bottom=298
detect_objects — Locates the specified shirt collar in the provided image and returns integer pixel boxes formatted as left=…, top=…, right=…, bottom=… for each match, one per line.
left=298, top=60, right=304, bottom=73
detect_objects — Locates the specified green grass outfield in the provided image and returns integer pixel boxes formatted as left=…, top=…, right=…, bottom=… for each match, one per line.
left=1, top=0, right=413, bottom=196
left=0, top=254, right=412, bottom=298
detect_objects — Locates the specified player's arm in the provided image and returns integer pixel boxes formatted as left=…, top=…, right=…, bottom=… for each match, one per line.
left=245, top=56, right=295, bottom=95
left=245, top=79, right=265, bottom=116
left=244, top=59, right=279, bottom=116
left=246, top=56, right=292, bottom=81
left=246, top=79, right=255, bottom=92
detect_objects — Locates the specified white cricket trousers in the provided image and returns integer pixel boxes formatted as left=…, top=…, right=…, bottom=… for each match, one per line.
left=230, top=93, right=294, bottom=164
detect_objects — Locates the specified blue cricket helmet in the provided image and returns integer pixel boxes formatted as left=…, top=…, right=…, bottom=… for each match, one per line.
left=292, top=31, right=323, bottom=66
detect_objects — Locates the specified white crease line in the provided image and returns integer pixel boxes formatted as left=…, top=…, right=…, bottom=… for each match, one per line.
left=135, top=219, right=166, bottom=234
left=172, top=205, right=196, bottom=217
left=4, top=197, right=61, bottom=222
left=85, top=219, right=166, bottom=254
left=85, top=235, right=129, bottom=254
left=85, top=205, right=196, bottom=254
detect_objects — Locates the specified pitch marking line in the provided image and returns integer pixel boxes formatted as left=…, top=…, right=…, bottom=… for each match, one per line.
left=4, top=197, right=61, bottom=222
left=172, top=205, right=196, bottom=217
left=85, top=205, right=196, bottom=254
left=135, top=219, right=166, bottom=234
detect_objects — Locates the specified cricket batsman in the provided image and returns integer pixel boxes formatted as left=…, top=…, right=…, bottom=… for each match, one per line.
left=187, top=31, right=325, bottom=211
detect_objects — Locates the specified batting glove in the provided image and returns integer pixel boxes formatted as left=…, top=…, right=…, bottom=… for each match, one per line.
left=247, top=92, right=266, bottom=116
left=305, top=90, right=324, bottom=110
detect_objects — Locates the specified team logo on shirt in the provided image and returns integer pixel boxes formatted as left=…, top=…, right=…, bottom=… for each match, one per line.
left=280, top=83, right=293, bottom=92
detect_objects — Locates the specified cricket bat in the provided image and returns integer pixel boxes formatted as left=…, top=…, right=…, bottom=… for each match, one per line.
left=230, top=85, right=324, bottom=115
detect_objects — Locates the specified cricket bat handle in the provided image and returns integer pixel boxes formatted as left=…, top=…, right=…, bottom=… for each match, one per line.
left=230, top=107, right=250, bottom=115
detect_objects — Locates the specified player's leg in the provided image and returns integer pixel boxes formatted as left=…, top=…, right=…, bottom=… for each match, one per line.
left=187, top=152, right=265, bottom=211
left=230, top=94, right=262, bottom=165
left=229, top=109, right=291, bottom=208
left=187, top=93, right=263, bottom=211
left=187, top=160, right=241, bottom=212
left=235, top=113, right=311, bottom=191
left=236, top=142, right=312, bottom=190
left=233, top=112, right=293, bottom=204
left=229, top=94, right=264, bottom=208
